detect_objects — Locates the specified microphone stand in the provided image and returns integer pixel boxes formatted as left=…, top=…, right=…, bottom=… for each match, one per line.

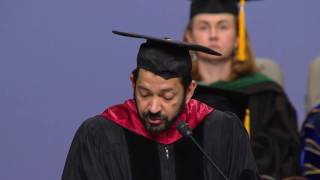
left=177, top=121, right=229, bottom=180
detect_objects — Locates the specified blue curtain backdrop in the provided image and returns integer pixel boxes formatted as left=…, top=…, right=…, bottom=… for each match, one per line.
left=1, top=0, right=319, bottom=179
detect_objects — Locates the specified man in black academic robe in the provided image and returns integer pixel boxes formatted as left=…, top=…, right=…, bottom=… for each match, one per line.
left=61, top=31, right=259, bottom=180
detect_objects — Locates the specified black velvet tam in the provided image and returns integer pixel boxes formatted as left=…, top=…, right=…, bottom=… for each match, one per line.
left=112, top=30, right=221, bottom=79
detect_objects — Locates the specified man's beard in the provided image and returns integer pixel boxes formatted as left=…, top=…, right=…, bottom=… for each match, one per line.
left=135, top=95, right=186, bottom=133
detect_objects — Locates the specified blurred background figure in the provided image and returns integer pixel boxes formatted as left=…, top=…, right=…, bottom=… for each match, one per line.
left=183, top=0, right=301, bottom=179
left=305, top=57, right=320, bottom=113
left=255, top=58, right=284, bottom=87
left=300, top=57, right=320, bottom=180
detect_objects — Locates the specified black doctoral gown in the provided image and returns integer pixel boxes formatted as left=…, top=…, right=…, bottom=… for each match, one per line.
left=62, top=99, right=258, bottom=180
left=193, top=73, right=301, bottom=179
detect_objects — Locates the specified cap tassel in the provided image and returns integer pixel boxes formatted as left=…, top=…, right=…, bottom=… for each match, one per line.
left=244, top=108, right=250, bottom=137
left=237, top=0, right=247, bottom=62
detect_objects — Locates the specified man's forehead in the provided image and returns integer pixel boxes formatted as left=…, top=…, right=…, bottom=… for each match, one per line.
left=137, top=69, right=182, bottom=89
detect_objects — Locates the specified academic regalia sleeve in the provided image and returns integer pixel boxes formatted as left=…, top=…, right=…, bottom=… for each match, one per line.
left=204, top=111, right=259, bottom=180
left=61, top=118, right=110, bottom=180
left=224, top=111, right=259, bottom=180
left=273, top=93, right=301, bottom=178
left=300, top=108, right=320, bottom=179
left=249, top=90, right=301, bottom=179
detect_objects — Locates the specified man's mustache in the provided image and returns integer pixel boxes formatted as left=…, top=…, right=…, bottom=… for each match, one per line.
left=143, top=112, right=167, bottom=120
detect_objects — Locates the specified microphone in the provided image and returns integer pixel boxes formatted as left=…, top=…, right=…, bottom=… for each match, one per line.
left=176, top=121, right=229, bottom=180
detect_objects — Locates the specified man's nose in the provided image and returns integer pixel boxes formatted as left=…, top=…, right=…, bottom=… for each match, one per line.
left=148, top=98, right=161, bottom=114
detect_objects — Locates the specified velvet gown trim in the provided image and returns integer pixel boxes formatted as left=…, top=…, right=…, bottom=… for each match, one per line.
left=101, top=99, right=213, bottom=144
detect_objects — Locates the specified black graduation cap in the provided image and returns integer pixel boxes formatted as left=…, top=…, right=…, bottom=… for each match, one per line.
left=112, top=30, right=221, bottom=79
left=190, top=0, right=259, bottom=19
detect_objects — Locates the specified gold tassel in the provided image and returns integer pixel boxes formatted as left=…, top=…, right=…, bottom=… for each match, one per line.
left=244, top=108, right=250, bottom=137
left=237, top=0, right=247, bottom=61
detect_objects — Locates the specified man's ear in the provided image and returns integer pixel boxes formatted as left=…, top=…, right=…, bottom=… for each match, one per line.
left=185, top=80, right=197, bottom=104
left=130, top=73, right=135, bottom=90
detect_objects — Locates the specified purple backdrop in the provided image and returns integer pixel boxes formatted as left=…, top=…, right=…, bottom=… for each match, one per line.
left=1, top=0, right=319, bottom=179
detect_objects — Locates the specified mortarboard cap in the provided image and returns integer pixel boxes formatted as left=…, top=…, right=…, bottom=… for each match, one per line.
left=190, top=0, right=258, bottom=18
left=189, top=0, right=260, bottom=62
left=112, top=30, right=221, bottom=79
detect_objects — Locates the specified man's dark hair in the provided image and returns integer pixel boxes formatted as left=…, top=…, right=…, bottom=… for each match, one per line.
left=132, top=68, right=192, bottom=91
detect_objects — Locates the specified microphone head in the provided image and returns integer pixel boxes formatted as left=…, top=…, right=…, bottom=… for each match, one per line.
left=176, top=121, right=193, bottom=138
